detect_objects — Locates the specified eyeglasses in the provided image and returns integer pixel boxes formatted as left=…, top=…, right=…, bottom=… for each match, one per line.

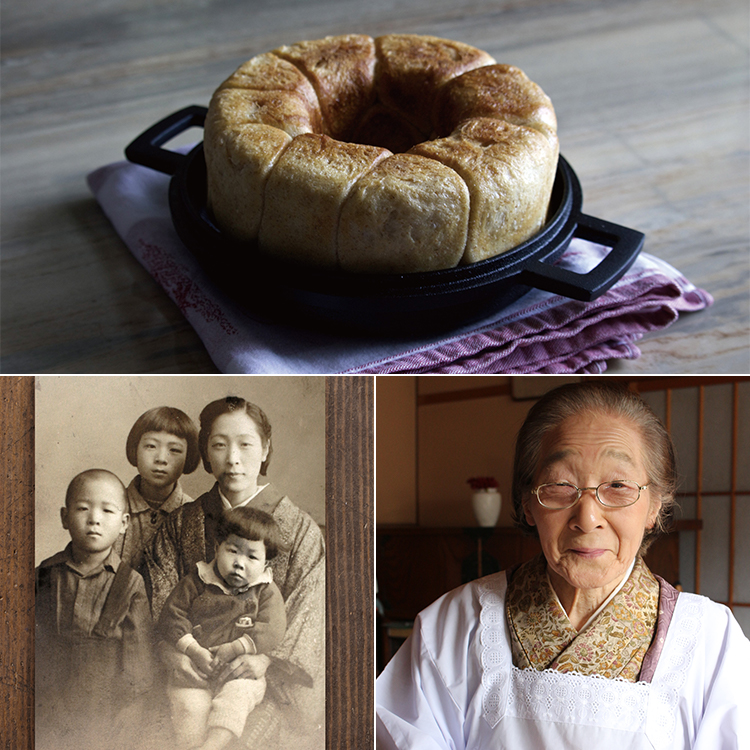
left=532, top=480, right=649, bottom=509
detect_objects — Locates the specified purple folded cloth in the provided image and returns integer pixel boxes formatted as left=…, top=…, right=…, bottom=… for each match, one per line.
left=87, top=155, right=713, bottom=374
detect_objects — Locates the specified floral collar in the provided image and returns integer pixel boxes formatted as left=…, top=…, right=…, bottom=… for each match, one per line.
left=505, top=553, right=659, bottom=681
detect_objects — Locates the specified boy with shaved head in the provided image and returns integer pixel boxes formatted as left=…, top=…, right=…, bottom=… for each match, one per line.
left=35, top=469, right=154, bottom=750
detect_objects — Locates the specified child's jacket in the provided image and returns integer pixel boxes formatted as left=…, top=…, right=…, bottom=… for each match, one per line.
left=157, top=560, right=286, bottom=656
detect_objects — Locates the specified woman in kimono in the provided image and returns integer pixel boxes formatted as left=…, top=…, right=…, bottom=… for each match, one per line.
left=376, top=381, right=750, bottom=749
left=143, top=396, right=325, bottom=750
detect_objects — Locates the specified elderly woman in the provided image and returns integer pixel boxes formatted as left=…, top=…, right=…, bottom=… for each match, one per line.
left=143, top=396, right=324, bottom=749
left=376, top=382, right=750, bottom=749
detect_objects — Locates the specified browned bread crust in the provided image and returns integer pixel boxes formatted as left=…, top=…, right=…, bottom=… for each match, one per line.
left=260, top=134, right=389, bottom=268
left=204, top=34, right=558, bottom=273
left=434, top=64, right=557, bottom=136
left=373, top=34, right=496, bottom=136
left=412, top=117, right=558, bottom=262
left=273, top=34, right=377, bottom=141
left=338, top=153, right=470, bottom=273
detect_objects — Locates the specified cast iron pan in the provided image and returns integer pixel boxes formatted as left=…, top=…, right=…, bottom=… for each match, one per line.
left=126, top=106, right=645, bottom=336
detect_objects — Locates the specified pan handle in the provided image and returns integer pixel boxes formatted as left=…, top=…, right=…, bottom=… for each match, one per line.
left=125, top=105, right=207, bottom=176
left=520, top=213, right=645, bottom=301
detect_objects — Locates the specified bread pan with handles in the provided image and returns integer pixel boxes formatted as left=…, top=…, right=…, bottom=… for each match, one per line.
left=125, top=106, right=645, bottom=336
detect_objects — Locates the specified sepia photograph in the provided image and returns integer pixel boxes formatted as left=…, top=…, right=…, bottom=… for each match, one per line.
left=34, top=376, right=327, bottom=750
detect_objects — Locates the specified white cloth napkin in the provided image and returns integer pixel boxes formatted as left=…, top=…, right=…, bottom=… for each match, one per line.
left=87, top=155, right=713, bottom=374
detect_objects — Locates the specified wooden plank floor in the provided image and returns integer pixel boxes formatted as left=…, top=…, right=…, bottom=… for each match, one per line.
left=1, top=0, right=748, bottom=372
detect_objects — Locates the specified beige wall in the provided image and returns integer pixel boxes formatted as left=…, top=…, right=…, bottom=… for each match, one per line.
left=417, top=392, right=530, bottom=526
left=375, top=376, right=417, bottom=524
left=376, top=375, right=540, bottom=526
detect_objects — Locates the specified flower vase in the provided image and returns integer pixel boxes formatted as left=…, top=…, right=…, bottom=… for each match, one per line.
left=472, top=489, right=501, bottom=527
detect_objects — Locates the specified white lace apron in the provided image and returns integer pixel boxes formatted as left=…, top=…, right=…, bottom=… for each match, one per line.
left=475, top=575, right=703, bottom=750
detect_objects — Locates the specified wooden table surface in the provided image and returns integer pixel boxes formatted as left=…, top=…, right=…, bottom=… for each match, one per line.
left=2, top=0, right=748, bottom=373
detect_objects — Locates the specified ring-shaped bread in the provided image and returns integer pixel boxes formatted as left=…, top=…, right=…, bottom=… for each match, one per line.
left=204, top=34, right=559, bottom=273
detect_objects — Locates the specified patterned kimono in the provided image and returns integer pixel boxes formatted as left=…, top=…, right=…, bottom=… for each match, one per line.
left=114, top=476, right=192, bottom=571
left=376, top=555, right=750, bottom=749
left=143, top=482, right=325, bottom=749
left=506, top=554, right=663, bottom=681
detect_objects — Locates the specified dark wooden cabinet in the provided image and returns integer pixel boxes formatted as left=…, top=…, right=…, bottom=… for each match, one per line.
left=377, top=526, right=540, bottom=621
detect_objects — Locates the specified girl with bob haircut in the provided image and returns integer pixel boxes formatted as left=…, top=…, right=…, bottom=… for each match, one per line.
left=117, top=406, right=200, bottom=569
